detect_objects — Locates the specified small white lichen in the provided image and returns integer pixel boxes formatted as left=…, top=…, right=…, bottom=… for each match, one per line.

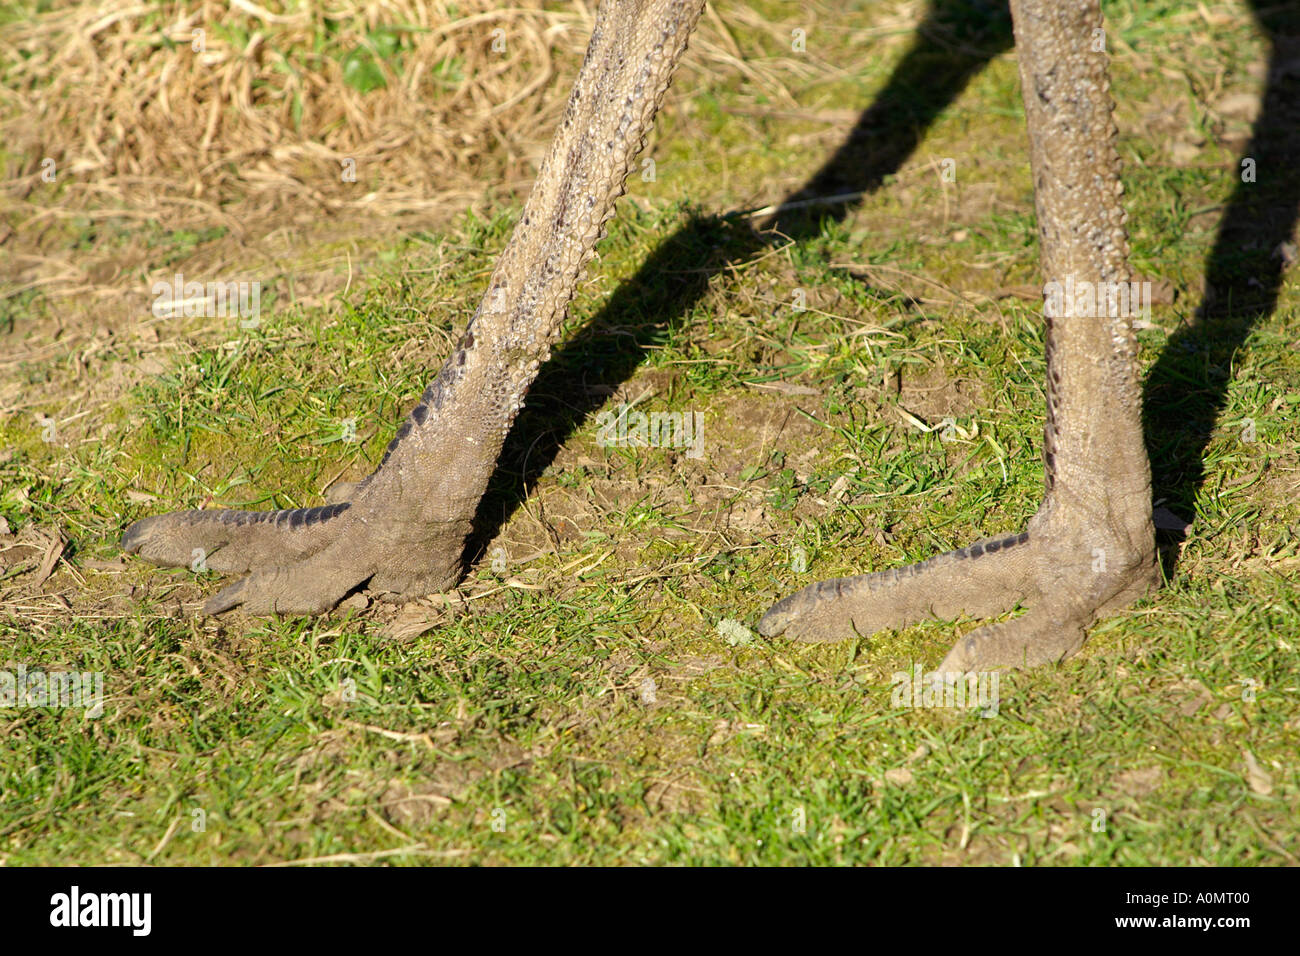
left=716, top=618, right=755, bottom=646
left=638, top=677, right=657, bottom=705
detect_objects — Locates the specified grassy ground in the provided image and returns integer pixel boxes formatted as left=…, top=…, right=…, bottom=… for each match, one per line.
left=1, top=0, right=1297, bottom=865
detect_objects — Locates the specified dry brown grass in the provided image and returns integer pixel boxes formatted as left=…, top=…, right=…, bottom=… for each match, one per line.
left=0, top=0, right=812, bottom=319
left=1, top=1, right=595, bottom=250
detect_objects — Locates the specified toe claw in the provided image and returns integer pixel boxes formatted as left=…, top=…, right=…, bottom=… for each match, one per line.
left=119, top=517, right=151, bottom=554
left=757, top=596, right=796, bottom=637
left=936, top=609, right=1087, bottom=672
left=203, top=578, right=248, bottom=615
left=120, top=511, right=208, bottom=566
left=758, top=579, right=855, bottom=642
left=196, top=548, right=374, bottom=616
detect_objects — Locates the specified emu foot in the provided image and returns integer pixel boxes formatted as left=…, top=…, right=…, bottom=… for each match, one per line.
left=121, top=488, right=471, bottom=616
left=759, top=515, right=1158, bottom=672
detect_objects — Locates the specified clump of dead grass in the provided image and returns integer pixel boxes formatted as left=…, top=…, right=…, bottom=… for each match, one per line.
left=0, top=0, right=803, bottom=310
left=1, top=0, right=594, bottom=242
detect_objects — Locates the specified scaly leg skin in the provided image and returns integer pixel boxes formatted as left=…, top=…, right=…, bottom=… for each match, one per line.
left=122, top=0, right=710, bottom=615
left=760, top=0, right=1160, bottom=672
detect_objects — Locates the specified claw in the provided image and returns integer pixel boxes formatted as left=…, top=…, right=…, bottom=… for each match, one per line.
left=203, top=577, right=249, bottom=615
left=936, top=608, right=1088, bottom=672
left=761, top=526, right=1155, bottom=671
left=121, top=505, right=349, bottom=574
left=201, top=548, right=374, bottom=616
left=760, top=533, right=1042, bottom=643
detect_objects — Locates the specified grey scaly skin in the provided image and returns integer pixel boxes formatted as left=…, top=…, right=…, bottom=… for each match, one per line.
left=124, top=0, right=1159, bottom=672
left=761, top=0, right=1158, bottom=669
left=123, top=0, right=709, bottom=615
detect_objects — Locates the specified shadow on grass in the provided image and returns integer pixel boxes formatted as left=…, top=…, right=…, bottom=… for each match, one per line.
left=1143, top=0, right=1300, bottom=577
left=470, top=0, right=1299, bottom=591
left=468, top=0, right=1015, bottom=560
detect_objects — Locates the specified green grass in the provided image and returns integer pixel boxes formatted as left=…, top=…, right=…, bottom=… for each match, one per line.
left=1, top=0, right=1297, bottom=865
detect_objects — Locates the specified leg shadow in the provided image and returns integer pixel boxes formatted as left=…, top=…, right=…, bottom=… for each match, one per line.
left=1144, top=1, right=1300, bottom=574
left=466, top=0, right=1015, bottom=559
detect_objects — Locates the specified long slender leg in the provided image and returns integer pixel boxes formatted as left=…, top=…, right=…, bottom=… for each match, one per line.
left=123, top=0, right=708, bottom=614
left=760, top=0, right=1159, bottom=670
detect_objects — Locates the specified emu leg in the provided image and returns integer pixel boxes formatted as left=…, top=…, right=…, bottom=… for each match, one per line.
left=123, top=0, right=709, bottom=614
left=760, top=0, right=1159, bottom=670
